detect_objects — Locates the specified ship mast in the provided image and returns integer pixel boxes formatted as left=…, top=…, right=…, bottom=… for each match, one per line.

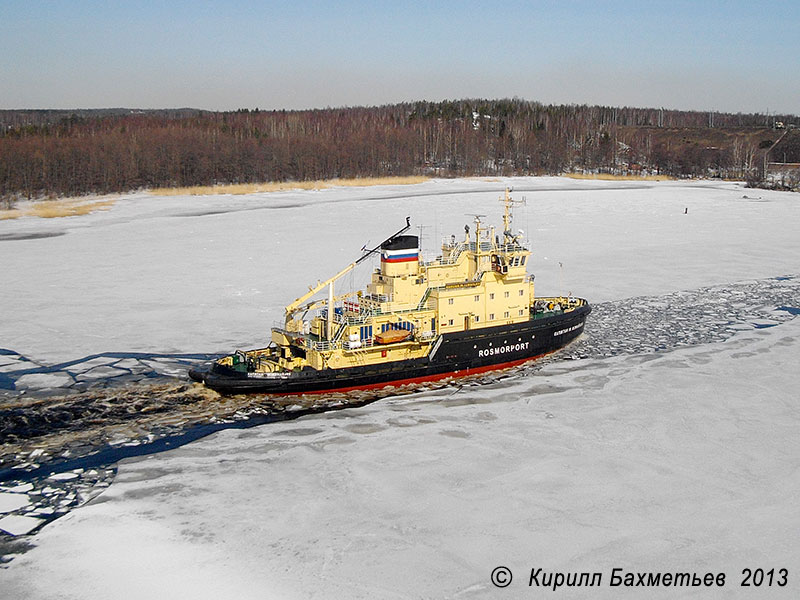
left=500, top=188, right=525, bottom=243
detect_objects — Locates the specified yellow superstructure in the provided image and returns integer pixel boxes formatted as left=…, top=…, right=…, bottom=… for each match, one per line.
left=226, top=189, right=580, bottom=375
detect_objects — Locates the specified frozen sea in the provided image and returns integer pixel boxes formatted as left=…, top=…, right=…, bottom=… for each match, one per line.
left=1, top=177, right=799, bottom=598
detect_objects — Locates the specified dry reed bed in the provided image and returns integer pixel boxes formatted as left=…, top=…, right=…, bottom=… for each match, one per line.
left=0, top=198, right=116, bottom=221
left=150, top=176, right=431, bottom=196
left=0, top=174, right=668, bottom=221
left=0, top=177, right=429, bottom=220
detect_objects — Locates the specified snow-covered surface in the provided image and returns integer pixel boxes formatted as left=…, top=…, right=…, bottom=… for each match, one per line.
left=2, top=177, right=799, bottom=597
left=0, top=514, right=43, bottom=536
left=46, top=472, right=80, bottom=482
left=0, top=492, right=30, bottom=514
left=3, top=177, right=800, bottom=395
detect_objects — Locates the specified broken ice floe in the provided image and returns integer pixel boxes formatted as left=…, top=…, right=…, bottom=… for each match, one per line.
left=0, top=514, right=45, bottom=536
left=0, top=275, right=798, bottom=552
left=3, top=277, right=797, bottom=399
left=47, top=472, right=79, bottom=481
left=0, top=492, right=30, bottom=514
left=0, top=464, right=115, bottom=556
left=0, top=351, right=216, bottom=396
left=570, top=275, right=800, bottom=359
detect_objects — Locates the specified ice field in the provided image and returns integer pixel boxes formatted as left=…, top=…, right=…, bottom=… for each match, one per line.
left=1, top=177, right=799, bottom=598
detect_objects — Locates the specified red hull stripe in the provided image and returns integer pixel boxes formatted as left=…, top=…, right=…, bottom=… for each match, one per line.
left=282, top=352, right=553, bottom=396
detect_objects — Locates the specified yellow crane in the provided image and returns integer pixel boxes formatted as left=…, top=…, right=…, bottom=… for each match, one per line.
left=283, top=218, right=411, bottom=338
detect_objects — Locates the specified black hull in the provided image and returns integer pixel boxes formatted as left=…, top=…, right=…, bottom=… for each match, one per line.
left=190, top=304, right=590, bottom=395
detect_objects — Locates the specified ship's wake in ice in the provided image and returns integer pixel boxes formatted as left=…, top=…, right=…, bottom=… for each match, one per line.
left=1, top=274, right=798, bottom=547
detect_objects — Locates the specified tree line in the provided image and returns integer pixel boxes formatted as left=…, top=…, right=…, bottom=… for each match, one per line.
left=1, top=100, right=796, bottom=202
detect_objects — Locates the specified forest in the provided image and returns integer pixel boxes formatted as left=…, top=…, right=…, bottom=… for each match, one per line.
left=1, top=99, right=798, bottom=202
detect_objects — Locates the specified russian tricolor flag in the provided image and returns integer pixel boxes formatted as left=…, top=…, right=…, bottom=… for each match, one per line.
left=381, top=248, right=419, bottom=263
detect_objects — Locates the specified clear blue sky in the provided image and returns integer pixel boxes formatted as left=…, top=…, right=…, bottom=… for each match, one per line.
left=2, top=0, right=798, bottom=114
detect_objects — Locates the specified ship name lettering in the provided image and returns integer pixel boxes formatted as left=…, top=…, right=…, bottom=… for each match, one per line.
left=477, top=341, right=529, bottom=357
left=248, top=372, right=291, bottom=379
left=553, top=323, right=582, bottom=337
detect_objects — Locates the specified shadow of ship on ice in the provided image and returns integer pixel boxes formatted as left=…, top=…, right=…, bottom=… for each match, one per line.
left=0, top=350, right=217, bottom=392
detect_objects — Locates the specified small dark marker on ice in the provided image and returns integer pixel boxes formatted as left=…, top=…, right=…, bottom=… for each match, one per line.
left=684, top=207, right=688, bottom=214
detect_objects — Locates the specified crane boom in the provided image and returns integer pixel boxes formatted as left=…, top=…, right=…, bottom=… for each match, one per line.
left=283, top=217, right=411, bottom=327
left=284, top=261, right=358, bottom=319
